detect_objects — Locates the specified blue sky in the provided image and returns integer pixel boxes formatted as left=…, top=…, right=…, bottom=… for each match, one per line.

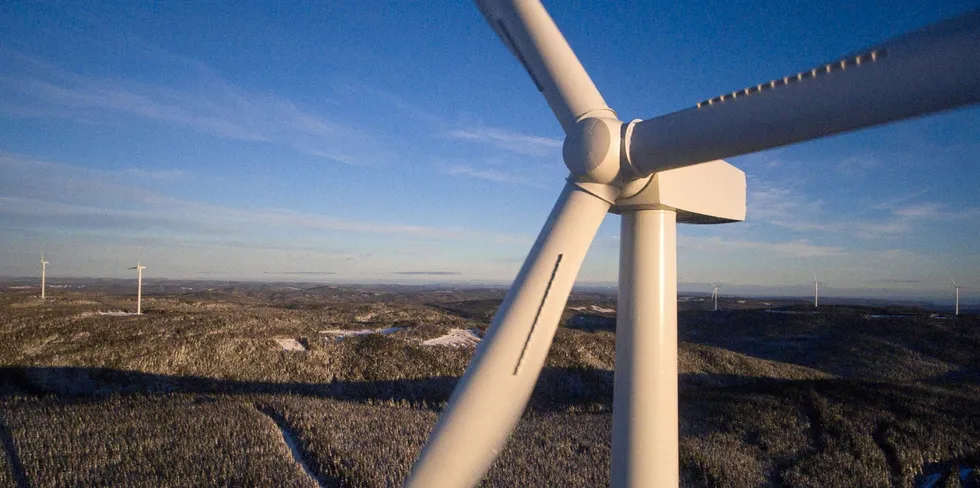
left=1, top=0, right=978, bottom=302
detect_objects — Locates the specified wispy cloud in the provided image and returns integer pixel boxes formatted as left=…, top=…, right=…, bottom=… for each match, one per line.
left=392, top=271, right=460, bottom=276
left=123, top=168, right=187, bottom=180
left=850, top=221, right=910, bottom=239
left=0, top=154, right=534, bottom=246
left=746, top=177, right=824, bottom=223
left=680, top=235, right=846, bottom=258
left=746, top=174, right=979, bottom=240
left=0, top=53, right=383, bottom=165
left=446, top=127, right=562, bottom=156
left=872, top=278, right=923, bottom=284
left=889, top=202, right=980, bottom=220
left=834, top=154, right=882, bottom=178
left=849, top=201, right=980, bottom=237
left=446, top=165, right=548, bottom=189
left=263, top=271, right=337, bottom=276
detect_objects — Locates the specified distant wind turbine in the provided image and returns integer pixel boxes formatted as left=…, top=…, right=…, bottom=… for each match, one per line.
left=128, top=261, right=146, bottom=314
left=40, top=253, right=49, bottom=300
left=812, top=272, right=822, bottom=308
left=709, top=282, right=721, bottom=311
left=950, top=276, right=960, bottom=316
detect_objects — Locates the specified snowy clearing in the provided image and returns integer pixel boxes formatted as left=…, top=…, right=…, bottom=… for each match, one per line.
left=96, top=311, right=141, bottom=317
left=422, top=328, right=482, bottom=348
left=274, top=338, right=306, bottom=352
left=353, top=312, right=377, bottom=322
left=590, top=305, right=616, bottom=313
left=319, top=327, right=404, bottom=342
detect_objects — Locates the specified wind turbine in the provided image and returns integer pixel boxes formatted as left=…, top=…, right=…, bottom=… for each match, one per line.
left=40, top=253, right=49, bottom=300
left=812, top=272, right=822, bottom=308
left=709, top=282, right=721, bottom=311
left=950, top=276, right=960, bottom=316
left=405, top=3, right=980, bottom=487
left=128, top=261, right=146, bottom=315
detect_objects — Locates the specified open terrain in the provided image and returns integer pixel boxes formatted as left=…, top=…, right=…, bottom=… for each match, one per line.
left=1, top=280, right=978, bottom=487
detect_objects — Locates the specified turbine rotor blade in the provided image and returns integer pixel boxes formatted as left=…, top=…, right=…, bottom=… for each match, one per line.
left=627, top=9, right=980, bottom=175
left=475, top=0, right=615, bottom=132
left=405, top=180, right=614, bottom=487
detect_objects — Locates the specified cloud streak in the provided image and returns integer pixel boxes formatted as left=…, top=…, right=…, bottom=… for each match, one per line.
left=392, top=271, right=461, bottom=276
left=680, top=235, right=846, bottom=258
left=746, top=175, right=979, bottom=240
left=446, top=165, right=548, bottom=189
left=0, top=154, right=532, bottom=246
left=446, top=127, right=562, bottom=157
left=263, top=271, right=337, bottom=276
left=0, top=53, right=383, bottom=165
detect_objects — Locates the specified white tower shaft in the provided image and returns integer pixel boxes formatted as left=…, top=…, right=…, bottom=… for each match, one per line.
left=613, top=209, right=678, bottom=487
left=41, top=260, right=47, bottom=300
left=955, top=286, right=960, bottom=316
left=137, top=267, right=143, bottom=315
left=814, top=281, right=820, bottom=307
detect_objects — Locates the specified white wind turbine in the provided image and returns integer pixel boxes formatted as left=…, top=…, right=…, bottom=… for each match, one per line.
left=40, top=253, right=49, bottom=300
left=128, top=261, right=146, bottom=315
left=950, top=276, right=961, bottom=316
left=812, top=272, right=822, bottom=308
left=404, top=3, right=980, bottom=487
left=709, top=282, right=721, bottom=311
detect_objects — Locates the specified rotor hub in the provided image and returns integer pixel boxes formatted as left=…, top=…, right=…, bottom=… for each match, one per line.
left=562, top=117, right=623, bottom=185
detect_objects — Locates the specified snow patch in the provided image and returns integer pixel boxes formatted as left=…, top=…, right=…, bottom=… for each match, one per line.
left=274, top=338, right=307, bottom=352
left=590, top=305, right=615, bottom=313
left=423, top=328, right=482, bottom=348
left=568, top=306, right=587, bottom=311
left=320, top=327, right=404, bottom=342
left=354, top=312, right=377, bottom=322
left=96, top=311, right=141, bottom=317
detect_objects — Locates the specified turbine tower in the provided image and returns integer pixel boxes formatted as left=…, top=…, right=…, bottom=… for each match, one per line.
left=813, top=272, right=822, bottom=308
left=405, top=3, right=980, bottom=487
left=40, top=253, right=49, bottom=300
left=710, top=282, right=721, bottom=311
left=951, top=276, right=960, bottom=316
left=128, top=261, right=146, bottom=315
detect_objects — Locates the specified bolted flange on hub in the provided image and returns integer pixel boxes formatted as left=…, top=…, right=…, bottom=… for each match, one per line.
left=562, top=117, right=624, bottom=185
